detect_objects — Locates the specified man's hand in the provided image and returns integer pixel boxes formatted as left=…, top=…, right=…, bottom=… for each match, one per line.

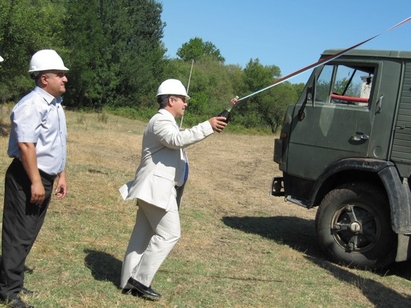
left=55, top=170, right=68, bottom=199
left=209, top=116, right=228, bottom=133
left=30, top=180, right=45, bottom=205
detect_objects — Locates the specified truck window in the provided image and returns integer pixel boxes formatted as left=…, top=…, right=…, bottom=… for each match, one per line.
left=315, top=65, right=333, bottom=103
left=315, top=64, right=374, bottom=107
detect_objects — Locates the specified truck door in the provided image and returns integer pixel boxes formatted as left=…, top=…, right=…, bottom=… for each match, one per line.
left=286, top=63, right=376, bottom=180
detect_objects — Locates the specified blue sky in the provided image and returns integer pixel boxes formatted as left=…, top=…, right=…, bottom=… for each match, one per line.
left=160, top=1, right=411, bottom=84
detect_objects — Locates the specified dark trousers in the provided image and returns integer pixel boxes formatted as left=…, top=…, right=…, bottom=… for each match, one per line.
left=0, top=159, right=54, bottom=300
left=175, top=183, right=185, bottom=209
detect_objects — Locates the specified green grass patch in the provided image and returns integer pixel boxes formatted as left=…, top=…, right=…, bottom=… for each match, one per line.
left=0, top=110, right=408, bottom=307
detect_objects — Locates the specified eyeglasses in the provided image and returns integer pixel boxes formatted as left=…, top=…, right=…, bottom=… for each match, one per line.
left=177, top=96, right=186, bottom=103
left=43, top=71, right=66, bottom=78
left=54, top=72, right=66, bottom=78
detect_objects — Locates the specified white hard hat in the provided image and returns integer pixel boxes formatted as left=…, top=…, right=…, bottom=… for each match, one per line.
left=156, top=79, right=190, bottom=99
left=0, top=55, right=3, bottom=62
left=28, top=49, right=69, bottom=74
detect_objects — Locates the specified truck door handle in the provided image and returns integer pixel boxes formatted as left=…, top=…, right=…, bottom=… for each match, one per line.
left=351, top=133, right=369, bottom=141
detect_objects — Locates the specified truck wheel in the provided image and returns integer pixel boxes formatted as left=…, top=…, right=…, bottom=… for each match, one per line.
left=315, top=182, right=396, bottom=269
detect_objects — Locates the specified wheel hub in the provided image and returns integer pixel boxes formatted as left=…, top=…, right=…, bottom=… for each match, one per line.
left=350, top=221, right=361, bottom=233
left=331, top=203, right=380, bottom=252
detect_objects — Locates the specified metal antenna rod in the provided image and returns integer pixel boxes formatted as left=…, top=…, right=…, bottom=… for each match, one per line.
left=186, top=58, right=194, bottom=93
left=180, top=59, right=194, bottom=128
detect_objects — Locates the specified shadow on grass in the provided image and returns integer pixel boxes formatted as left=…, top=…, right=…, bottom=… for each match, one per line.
left=223, top=215, right=411, bottom=305
left=305, top=255, right=411, bottom=306
left=83, top=249, right=159, bottom=301
left=84, top=249, right=122, bottom=288
left=222, top=215, right=411, bottom=279
left=222, top=215, right=322, bottom=258
left=383, top=259, right=411, bottom=280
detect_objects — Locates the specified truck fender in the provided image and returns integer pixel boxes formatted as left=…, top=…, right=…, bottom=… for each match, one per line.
left=309, top=158, right=395, bottom=207
left=378, top=166, right=411, bottom=262
left=312, top=159, right=411, bottom=233
left=378, top=165, right=411, bottom=234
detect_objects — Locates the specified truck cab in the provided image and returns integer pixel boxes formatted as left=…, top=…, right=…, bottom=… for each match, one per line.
left=272, top=49, right=411, bottom=269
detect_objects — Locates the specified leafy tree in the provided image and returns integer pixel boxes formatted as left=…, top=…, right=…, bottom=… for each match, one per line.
left=292, top=82, right=306, bottom=98
left=233, top=59, right=299, bottom=132
left=0, top=0, right=66, bottom=102
left=260, top=83, right=298, bottom=132
left=234, top=59, right=279, bottom=127
left=111, top=0, right=166, bottom=108
left=62, top=0, right=109, bottom=108
left=177, top=37, right=225, bottom=63
left=0, top=0, right=304, bottom=133
left=63, top=0, right=166, bottom=109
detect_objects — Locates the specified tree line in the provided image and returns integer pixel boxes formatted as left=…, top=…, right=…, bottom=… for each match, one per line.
left=0, top=0, right=305, bottom=132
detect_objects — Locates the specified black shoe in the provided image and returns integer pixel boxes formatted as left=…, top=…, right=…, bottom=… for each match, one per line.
left=1, top=296, right=34, bottom=308
left=20, top=288, right=35, bottom=295
left=121, top=288, right=143, bottom=297
left=127, top=277, right=161, bottom=299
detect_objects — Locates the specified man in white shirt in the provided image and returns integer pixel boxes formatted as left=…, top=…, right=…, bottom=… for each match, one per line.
left=0, top=49, right=69, bottom=308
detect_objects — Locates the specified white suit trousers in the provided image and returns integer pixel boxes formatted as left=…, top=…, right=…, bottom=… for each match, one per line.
left=120, top=195, right=181, bottom=288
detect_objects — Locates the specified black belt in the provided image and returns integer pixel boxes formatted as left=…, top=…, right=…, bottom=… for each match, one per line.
left=12, top=158, right=56, bottom=182
left=39, top=169, right=56, bottom=182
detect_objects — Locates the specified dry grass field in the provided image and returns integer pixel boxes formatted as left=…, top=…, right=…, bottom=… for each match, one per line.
left=0, top=109, right=410, bottom=307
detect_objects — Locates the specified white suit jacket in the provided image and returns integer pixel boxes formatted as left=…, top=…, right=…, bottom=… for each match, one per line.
left=120, top=109, right=214, bottom=210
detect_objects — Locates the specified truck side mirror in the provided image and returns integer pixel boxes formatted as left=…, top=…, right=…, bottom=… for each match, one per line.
left=298, top=86, right=313, bottom=121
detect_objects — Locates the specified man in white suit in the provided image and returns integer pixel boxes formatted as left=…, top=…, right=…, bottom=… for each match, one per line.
left=119, top=79, right=228, bottom=299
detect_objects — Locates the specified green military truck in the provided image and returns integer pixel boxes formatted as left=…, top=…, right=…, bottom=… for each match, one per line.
left=272, top=49, right=411, bottom=269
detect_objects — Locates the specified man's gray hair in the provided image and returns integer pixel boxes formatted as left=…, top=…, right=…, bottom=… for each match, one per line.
left=157, top=95, right=178, bottom=109
left=157, top=95, right=169, bottom=109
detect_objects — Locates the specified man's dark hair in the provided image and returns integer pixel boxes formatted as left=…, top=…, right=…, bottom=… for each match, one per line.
left=157, top=95, right=169, bottom=109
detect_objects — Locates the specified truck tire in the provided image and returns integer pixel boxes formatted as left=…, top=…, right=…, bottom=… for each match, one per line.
left=315, top=182, right=396, bottom=269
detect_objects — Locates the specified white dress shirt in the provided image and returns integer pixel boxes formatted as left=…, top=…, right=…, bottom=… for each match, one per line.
left=7, top=86, right=67, bottom=175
